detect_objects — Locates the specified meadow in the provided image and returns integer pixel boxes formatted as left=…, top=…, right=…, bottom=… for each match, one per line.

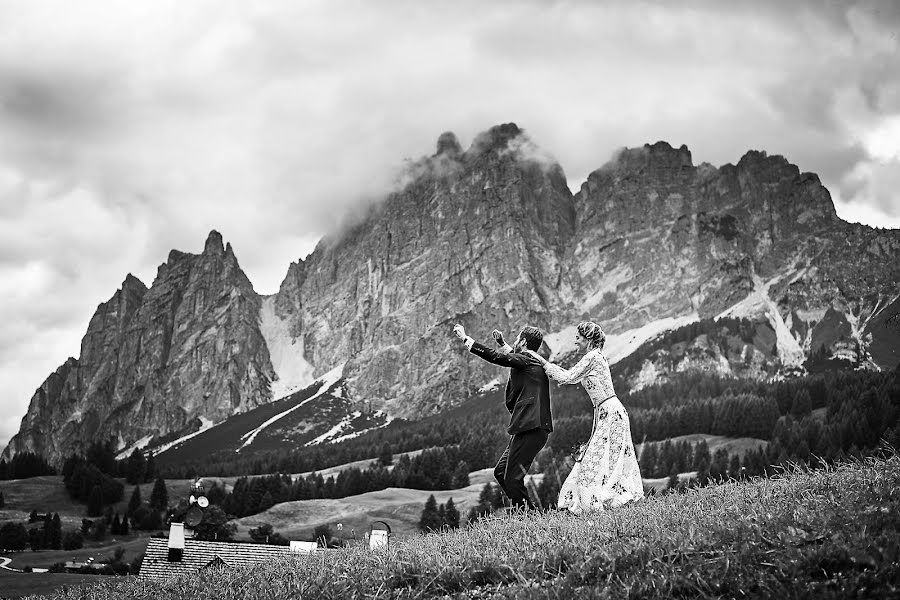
left=24, top=450, right=900, bottom=599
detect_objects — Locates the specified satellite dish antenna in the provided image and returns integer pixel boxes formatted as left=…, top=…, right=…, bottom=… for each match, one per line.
left=185, top=506, right=203, bottom=527
left=189, top=495, right=196, bottom=505
left=197, top=496, right=209, bottom=508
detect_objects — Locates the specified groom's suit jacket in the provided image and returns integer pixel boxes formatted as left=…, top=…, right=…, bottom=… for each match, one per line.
left=469, top=342, right=553, bottom=435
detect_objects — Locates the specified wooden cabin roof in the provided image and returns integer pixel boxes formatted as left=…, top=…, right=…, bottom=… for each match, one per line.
left=139, top=537, right=295, bottom=581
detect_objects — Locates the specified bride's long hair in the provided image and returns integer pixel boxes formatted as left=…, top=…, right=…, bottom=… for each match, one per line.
left=577, top=321, right=606, bottom=350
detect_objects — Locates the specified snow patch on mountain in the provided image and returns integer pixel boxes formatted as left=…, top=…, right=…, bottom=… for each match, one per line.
left=478, top=378, right=503, bottom=393
left=236, top=362, right=345, bottom=453
left=328, top=412, right=394, bottom=444
left=259, top=296, right=315, bottom=401
left=307, top=410, right=362, bottom=446
left=155, top=417, right=218, bottom=456
left=544, top=325, right=578, bottom=359
left=718, top=271, right=804, bottom=366
left=545, top=314, right=699, bottom=366
left=604, top=314, right=699, bottom=365
left=116, top=434, right=154, bottom=459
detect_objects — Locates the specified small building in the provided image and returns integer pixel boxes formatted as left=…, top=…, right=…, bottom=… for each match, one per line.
left=63, top=560, right=108, bottom=572
left=139, top=524, right=308, bottom=582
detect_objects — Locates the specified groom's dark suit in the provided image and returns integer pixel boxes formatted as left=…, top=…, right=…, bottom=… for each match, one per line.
left=469, top=341, right=552, bottom=509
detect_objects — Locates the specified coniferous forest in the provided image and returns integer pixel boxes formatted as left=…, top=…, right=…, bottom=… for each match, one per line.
left=152, top=369, right=898, bottom=478
left=152, top=368, right=900, bottom=519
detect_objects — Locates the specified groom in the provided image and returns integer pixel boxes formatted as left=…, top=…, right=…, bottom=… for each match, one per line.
left=453, top=323, right=552, bottom=509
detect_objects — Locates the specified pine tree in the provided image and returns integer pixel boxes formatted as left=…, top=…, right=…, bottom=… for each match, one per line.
left=418, top=494, right=441, bottom=532
left=467, top=483, right=495, bottom=524
left=639, top=442, right=657, bottom=477
left=444, top=498, right=460, bottom=529
left=692, top=440, right=711, bottom=472
left=728, top=454, right=742, bottom=478
left=378, top=443, right=393, bottom=466
left=666, top=471, right=680, bottom=493
left=0, top=490, right=4, bottom=508
left=149, top=477, right=168, bottom=512
left=490, top=484, right=505, bottom=510
left=451, top=461, right=470, bottom=488
left=257, top=491, right=275, bottom=513
left=144, top=452, right=157, bottom=483
left=87, top=485, right=104, bottom=517
left=709, top=448, right=729, bottom=481
left=127, top=486, right=142, bottom=516
left=29, top=527, right=43, bottom=551
left=125, top=449, right=146, bottom=484
left=120, top=513, right=130, bottom=535
left=47, top=513, right=62, bottom=550
left=111, top=513, right=121, bottom=536
left=437, top=504, right=447, bottom=529
left=791, top=389, right=813, bottom=417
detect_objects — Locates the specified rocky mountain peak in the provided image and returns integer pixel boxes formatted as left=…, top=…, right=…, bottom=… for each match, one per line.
left=466, top=122, right=523, bottom=157
left=602, top=141, right=694, bottom=176
left=204, top=229, right=225, bottom=256
left=732, top=150, right=802, bottom=182
left=435, top=131, right=462, bottom=157
left=122, top=273, right=148, bottom=295
left=165, top=249, right=188, bottom=265
left=3, top=230, right=276, bottom=463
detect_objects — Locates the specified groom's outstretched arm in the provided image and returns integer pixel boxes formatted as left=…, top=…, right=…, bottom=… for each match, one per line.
left=453, top=324, right=528, bottom=368
left=469, top=341, right=532, bottom=369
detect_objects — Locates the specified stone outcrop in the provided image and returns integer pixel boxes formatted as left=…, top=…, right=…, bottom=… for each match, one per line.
left=2, top=231, right=275, bottom=463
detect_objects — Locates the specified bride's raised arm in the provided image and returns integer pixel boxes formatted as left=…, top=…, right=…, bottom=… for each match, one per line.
left=528, top=350, right=596, bottom=385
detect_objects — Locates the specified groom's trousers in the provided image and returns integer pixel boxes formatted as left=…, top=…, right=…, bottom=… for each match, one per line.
left=494, top=427, right=549, bottom=509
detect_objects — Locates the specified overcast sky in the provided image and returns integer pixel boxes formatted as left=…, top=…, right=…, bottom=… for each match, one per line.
left=2, top=0, right=899, bottom=449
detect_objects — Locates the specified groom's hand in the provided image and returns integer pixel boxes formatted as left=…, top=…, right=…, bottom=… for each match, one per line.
left=491, top=329, right=505, bottom=345
left=454, top=324, right=476, bottom=351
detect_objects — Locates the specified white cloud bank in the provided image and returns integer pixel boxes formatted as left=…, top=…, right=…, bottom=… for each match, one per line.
left=1, top=0, right=899, bottom=446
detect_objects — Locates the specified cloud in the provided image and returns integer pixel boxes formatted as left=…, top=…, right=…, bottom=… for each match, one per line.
left=1, top=0, right=899, bottom=446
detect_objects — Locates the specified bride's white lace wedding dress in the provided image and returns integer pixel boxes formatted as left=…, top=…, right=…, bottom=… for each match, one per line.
left=544, top=348, right=643, bottom=513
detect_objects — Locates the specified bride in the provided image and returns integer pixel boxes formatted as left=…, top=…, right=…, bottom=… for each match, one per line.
left=526, top=321, right=643, bottom=513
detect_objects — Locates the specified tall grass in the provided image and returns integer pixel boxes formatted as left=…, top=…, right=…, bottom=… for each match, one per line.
left=33, top=451, right=900, bottom=599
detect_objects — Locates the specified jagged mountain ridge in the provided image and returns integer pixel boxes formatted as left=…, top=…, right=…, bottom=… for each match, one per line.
left=4, top=123, right=899, bottom=463
left=3, top=233, right=276, bottom=463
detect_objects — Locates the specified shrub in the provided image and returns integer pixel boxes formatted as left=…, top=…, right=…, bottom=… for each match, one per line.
left=62, top=530, right=83, bottom=550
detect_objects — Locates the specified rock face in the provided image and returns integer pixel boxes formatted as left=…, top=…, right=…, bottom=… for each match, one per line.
left=272, top=124, right=577, bottom=417
left=2, top=231, right=275, bottom=463
left=269, top=131, right=899, bottom=420
left=570, top=142, right=899, bottom=371
left=5, top=125, right=900, bottom=462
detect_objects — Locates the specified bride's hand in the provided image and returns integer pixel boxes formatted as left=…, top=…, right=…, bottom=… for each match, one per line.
left=524, top=349, right=547, bottom=364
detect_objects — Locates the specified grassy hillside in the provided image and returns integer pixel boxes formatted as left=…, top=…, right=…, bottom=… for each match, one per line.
left=29, top=450, right=900, bottom=599
left=0, top=570, right=105, bottom=600
left=0, top=476, right=224, bottom=521
left=232, top=470, right=544, bottom=540
left=635, top=433, right=768, bottom=456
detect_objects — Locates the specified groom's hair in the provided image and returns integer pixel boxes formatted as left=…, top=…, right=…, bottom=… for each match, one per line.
left=518, top=326, right=544, bottom=351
